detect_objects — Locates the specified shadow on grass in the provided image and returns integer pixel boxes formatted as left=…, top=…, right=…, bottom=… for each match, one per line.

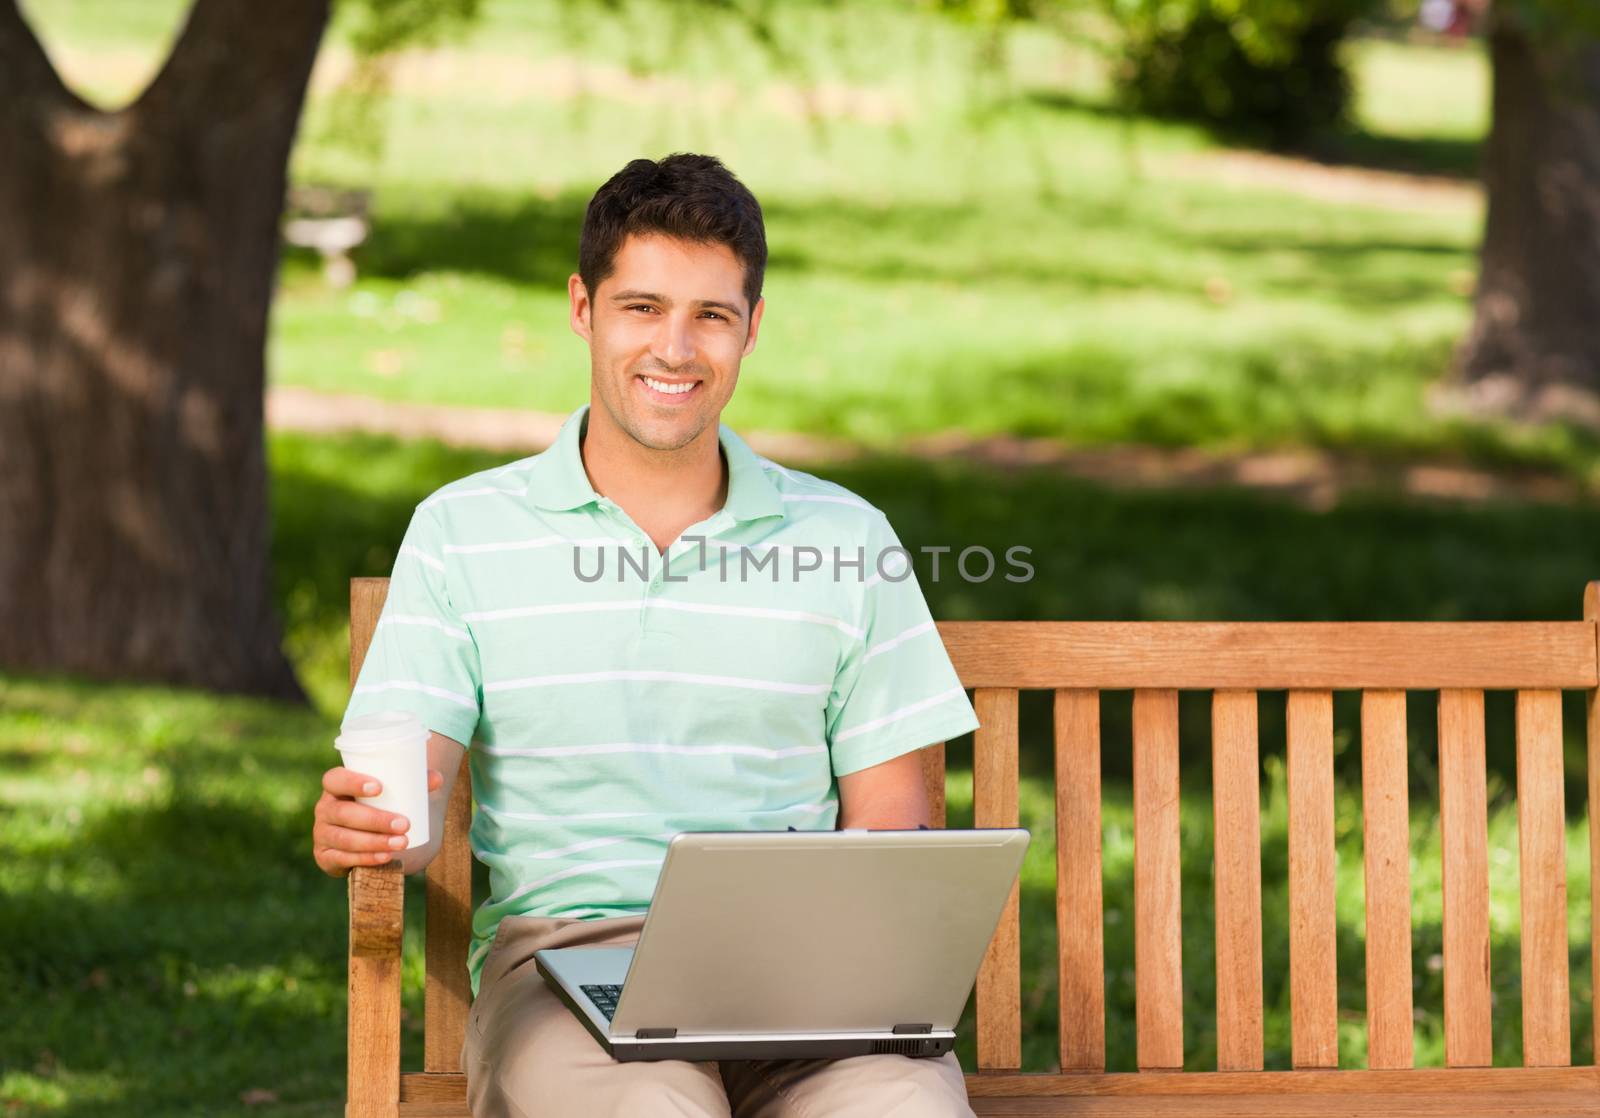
left=342, top=184, right=1473, bottom=315
left=1021, top=89, right=1481, bottom=181
left=1299, top=127, right=1482, bottom=182
left=354, top=189, right=587, bottom=290
left=0, top=675, right=431, bottom=1117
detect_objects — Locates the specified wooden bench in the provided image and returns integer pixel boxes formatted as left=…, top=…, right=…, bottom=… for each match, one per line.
left=345, top=575, right=1600, bottom=1116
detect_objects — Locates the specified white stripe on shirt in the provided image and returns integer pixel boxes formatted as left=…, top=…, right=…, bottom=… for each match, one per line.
left=378, top=614, right=470, bottom=642
left=515, top=831, right=680, bottom=860
left=833, top=686, right=967, bottom=743
left=353, top=679, right=477, bottom=711
left=461, top=597, right=860, bottom=638
left=864, top=619, right=936, bottom=661
left=477, top=801, right=832, bottom=823
left=418, top=485, right=526, bottom=509
left=478, top=741, right=828, bottom=760
left=398, top=545, right=445, bottom=572
left=484, top=670, right=830, bottom=696
left=444, top=535, right=614, bottom=555
left=782, top=493, right=872, bottom=510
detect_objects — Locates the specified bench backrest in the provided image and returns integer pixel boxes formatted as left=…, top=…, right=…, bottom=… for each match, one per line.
left=350, top=576, right=1600, bottom=1074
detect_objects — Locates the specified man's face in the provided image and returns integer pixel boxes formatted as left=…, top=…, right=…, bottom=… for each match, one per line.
left=569, top=233, right=764, bottom=452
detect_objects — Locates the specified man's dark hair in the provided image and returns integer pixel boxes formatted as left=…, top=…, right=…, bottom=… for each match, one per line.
left=578, top=152, right=767, bottom=316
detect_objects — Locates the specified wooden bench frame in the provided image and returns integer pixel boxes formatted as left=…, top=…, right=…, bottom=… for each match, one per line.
left=345, top=576, right=1600, bottom=1116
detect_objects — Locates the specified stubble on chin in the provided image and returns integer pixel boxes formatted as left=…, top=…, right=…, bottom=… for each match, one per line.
left=627, top=411, right=710, bottom=453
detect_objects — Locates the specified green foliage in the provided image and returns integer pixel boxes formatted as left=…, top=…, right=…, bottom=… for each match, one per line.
left=1498, top=0, right=1600, bottom=42
left=340, top=0, right=483, bottom=56
left=314, top=0, right=483, bottom=171
left=1100, top=0, right=1383, bottom=145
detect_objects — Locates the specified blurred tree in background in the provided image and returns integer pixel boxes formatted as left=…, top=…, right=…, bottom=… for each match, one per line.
left=940, top=0, right=1600, bottom=421
left=1100, top=0, right=1381, bottom=145
left=0, top=0, right=493, bottom=702
left=0, top=0, right=337, bottom=701
left=1448, top=0, right=1600, bottom=422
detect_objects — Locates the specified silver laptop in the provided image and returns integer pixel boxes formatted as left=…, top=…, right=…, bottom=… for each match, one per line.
left=534, top=826, right=1031, bottom=1061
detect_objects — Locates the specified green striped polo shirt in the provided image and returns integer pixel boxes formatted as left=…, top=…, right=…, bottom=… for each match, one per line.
left=341, top=403, right=980, bottom=995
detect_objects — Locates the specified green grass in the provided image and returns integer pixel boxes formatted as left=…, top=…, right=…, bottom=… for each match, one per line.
left=29, top=0, right=1582, bottom=481
left=6, top=430, right=1600, bottom=1113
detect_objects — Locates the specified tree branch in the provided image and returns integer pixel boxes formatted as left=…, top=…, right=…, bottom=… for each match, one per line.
left=134, top=0, right=331, bottom=127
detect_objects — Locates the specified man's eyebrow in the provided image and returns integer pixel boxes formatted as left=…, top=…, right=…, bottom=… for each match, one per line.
left=609, top=289, right=744, bottom=319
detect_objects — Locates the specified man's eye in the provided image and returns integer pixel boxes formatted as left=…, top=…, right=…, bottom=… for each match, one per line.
left=703, top=312, right=726, bottom=321
left=628, top=305, right=655, bottom=313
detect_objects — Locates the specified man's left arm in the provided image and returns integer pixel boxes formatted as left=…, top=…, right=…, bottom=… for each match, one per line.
left=837, top=749, right=932, bottom=829
left=826, top=511, right=979, bottom=829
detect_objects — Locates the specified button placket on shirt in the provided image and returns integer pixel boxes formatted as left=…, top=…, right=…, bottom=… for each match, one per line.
left=648, top=511, right=732, bottom=638
left=594, top=498, right=651, bottom=630
left=642, top=537, right=664, bottom=632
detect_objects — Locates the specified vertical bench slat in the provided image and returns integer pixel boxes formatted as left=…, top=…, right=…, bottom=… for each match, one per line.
left=1212, top=690, right=1264, bottom=1071
left=1438, top=688, right=1492, bottom=1068
left=922, top=741, right=948, bottom=829
left=974, top=687, right=1022, bottom=1071
left=1287, top=689, right=1338, bottom=1069
left=350, top=577, right=388, bottom=686
left=1133, top=688, right=1184, bottom=1071
left=424, top=754, right=474, bottom=1071
left=348, top=578, right=401, bottom=1118
left=1516, top=688, right=1571, bottom=1067
left=1056, top=688, right=1106, bottom=1072
left=1362, top=689, right=1414, bottom=1070
left=1585, top=582, right=1600, bottom=1060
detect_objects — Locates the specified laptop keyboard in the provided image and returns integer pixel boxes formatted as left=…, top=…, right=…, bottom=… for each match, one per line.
left=581, top=983, right=622, bottom=1021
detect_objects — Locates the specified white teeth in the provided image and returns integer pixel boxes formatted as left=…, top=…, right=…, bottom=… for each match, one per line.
left=642, top=376, right=695, bottom=395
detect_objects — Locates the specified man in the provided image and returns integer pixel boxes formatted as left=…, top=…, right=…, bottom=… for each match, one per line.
left=313, top=153, right=981, bottom=1117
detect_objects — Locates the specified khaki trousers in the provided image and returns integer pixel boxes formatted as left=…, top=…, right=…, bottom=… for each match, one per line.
left=463, top=913, right=976, bottom=1118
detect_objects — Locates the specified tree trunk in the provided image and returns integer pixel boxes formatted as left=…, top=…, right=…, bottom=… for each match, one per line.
left=0, top=0, right=330, bottom=700
left=1446, top=12, right=1600, bottom=427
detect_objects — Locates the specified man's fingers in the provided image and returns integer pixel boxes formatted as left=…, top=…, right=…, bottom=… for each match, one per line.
left=315, top=846, right=393, bottom=875
left=427, top=769, right=444, bottom=792
left=321, top=797, right=408, bottom=835
left=323, top=766, right=382, bottom=798
left=316, top=822, right=409, bottom=854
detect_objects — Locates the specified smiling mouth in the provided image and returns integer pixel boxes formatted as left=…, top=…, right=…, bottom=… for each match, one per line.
left=636, top=373, right=703, bottom=401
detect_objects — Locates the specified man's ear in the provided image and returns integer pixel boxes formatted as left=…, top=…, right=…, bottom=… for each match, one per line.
left=569, top=273, right=593, bottom=342
left=742, top=295, right=765, bottom=356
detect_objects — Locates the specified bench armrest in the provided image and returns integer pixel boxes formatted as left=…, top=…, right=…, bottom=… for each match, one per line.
left=350, top=862, right=405, bottom=956
left=348, top=863, right=404, bottom=1118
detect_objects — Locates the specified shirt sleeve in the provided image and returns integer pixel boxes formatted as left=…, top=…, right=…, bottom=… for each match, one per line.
left=824, top=512, right=979, bottom=778
left=341, top=504, right=482, bottom=746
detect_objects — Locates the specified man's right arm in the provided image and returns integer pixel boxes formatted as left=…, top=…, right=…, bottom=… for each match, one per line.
left=313, top=731, right=467, bottom=877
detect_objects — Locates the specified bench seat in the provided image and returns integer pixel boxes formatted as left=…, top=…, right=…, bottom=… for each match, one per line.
left=389, top=1068, right=1600, bottom=1116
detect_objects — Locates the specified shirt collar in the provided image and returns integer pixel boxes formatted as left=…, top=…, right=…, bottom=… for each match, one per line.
left=528, top=404, right=786, bottom=524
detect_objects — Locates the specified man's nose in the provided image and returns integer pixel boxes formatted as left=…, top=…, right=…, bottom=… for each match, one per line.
left=652, top=311, right=698, bottom=368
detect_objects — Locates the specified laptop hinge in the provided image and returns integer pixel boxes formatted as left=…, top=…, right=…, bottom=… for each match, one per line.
left=635, top=1027, right=678, bottom=1039
left=892, top=1023, right=934, bottom=1034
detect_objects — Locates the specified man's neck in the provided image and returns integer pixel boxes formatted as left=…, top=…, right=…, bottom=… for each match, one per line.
left=578, top=405, right=729, bottom=535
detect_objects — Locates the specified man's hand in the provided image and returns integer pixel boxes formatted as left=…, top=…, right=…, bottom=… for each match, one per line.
left=313, top=765, right=445, bottom=877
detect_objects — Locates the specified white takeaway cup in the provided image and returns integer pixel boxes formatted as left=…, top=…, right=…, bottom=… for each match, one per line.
left=334, top=711, right=430, bottom=850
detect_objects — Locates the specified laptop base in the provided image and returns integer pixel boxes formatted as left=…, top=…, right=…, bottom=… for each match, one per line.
left=535, top=956, right=955, bottom=1062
